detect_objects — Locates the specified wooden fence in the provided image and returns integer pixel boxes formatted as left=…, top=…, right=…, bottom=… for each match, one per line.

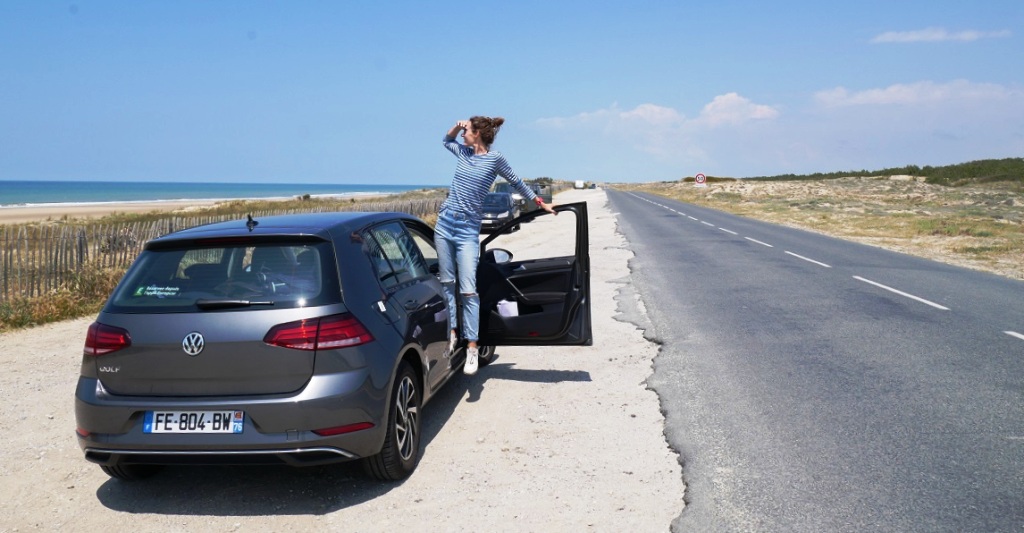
left=0, top=197, right=444, bottom=302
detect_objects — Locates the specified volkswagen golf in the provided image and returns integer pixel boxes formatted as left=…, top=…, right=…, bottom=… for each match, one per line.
left=75, top=204, right=591, bottom=481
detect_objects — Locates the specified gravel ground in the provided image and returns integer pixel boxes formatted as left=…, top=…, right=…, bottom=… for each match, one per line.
left=0, top=188, right=684, bottom=532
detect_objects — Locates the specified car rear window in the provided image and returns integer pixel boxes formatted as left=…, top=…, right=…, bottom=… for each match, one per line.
left=105, top=241, right=340, bottom=312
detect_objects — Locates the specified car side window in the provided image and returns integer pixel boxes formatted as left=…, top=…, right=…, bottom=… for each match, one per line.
left=485, top=208, right=579, bottom=261
left=365, top=222, right=429, bottom=289
left=404, top=224, right=438, bottom=273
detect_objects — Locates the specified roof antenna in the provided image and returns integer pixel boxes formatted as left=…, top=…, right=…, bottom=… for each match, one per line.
left=246, top=214, right=258, bottom=232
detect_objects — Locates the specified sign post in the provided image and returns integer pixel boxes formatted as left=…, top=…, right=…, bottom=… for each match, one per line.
left=694, top=173, right=707, bottom=188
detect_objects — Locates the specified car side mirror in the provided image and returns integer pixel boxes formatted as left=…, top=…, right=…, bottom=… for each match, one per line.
left=485, top=248, right=513, bottom=264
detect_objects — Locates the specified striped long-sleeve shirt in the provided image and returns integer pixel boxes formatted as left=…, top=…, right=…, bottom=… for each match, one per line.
left=440, top=135, right=537, bottom=224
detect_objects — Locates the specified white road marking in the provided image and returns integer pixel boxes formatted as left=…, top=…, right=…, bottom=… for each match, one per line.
left=625, top=192, right=969, bottom=321
left=785, top=251, right=832, bottom=268
left=853, top=276, right=950, bottom=310
left=1005, top=331, right=1024, bottom=341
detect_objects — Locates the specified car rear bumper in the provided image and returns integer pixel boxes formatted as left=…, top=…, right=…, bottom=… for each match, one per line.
left=480, top=218, right=513, bottom=232
left=81, top=446, right=357, bottom=467
left=74, top=369, right=387, bottom=466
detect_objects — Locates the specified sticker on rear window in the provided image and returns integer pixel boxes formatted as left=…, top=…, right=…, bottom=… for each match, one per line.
left=134, top=285, right=181, bottom=298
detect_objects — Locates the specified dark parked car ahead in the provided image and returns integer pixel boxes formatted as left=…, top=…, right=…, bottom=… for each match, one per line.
left=492, top=181, right=552, bottom=214
left=481, top=192, right=520, bottom=232
left=529, top=184, right=553, bottom=213
left=75, top=205, right=591, bottom=481
left=490, top=181, right=526, bottom=209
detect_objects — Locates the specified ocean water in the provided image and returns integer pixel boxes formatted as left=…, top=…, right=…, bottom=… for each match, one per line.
left=0, top=180, right=436, bottom=207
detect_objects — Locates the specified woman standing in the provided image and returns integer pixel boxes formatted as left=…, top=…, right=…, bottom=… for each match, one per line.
left=436, top=116, right=555, bottom=375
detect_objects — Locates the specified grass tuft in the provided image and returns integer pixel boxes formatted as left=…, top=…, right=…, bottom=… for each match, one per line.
left=0, top=266, right=122, bottom=332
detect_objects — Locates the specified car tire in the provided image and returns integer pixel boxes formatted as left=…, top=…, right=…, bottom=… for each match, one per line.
left=364, top=361, right=421, bottom=481
left=100, top=463, right=162, bottom=481
left=476, top=345, right=496, bottom=367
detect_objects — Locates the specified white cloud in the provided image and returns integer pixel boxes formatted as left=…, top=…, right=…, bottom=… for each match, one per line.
left=535, top=103, right=681, bottom=158
left=814, top=80, right=1020, bottom=107
left=534, top=106, right=620, bottom=129
left=536, top=96, right=776, bottom=133
left=529, top=82, right=1024, bottom=180
left=619, top=103, right=685, bottom=126
left=697, top=93, right=779, bottom=126
left=870, top=27, right=1011, bottom=43
left=535, top=103, right=684, bottom=130
left=534, top=97, right=777, bottom=164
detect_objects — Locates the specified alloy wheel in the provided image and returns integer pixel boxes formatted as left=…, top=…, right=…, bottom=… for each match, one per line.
left=394, top=376, right=419, bottom=461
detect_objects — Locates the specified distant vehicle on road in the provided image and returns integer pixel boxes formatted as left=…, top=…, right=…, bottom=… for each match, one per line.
left=574, top=180, right=586, bottom=189
left=481, top=192, right=520, bottom=232
left=528, top=183, right=553, bottom=213
left=491, top=181, right=526, bottom=210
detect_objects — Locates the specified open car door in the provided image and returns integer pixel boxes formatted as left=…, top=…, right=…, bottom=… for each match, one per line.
left=476, top=202, right=592, bottom=346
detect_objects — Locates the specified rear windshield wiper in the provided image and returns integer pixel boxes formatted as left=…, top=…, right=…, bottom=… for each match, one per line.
left=195, top=298, right=275, bottom=310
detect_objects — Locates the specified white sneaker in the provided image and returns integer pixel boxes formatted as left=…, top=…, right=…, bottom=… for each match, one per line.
left=464, top=347, right=479, bottom=375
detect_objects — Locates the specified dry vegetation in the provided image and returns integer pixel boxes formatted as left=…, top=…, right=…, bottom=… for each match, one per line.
left=619, top=174, right=1024, bottom=280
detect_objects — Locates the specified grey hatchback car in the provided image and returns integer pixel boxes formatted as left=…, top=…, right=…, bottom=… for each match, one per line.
left=75, top=204, right=591, bottom=481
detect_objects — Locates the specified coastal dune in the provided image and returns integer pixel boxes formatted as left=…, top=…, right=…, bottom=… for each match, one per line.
left=1, top=180, right=428, bottom=225
left=0, top=200, right=222, bottom=225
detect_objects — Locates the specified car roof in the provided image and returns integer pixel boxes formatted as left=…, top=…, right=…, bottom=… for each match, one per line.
left=148, top=211, right=422, bottom=245
left=486, top=192, right=512, bottom=198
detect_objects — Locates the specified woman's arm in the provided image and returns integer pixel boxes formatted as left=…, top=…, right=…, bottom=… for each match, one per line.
left=446, top=120, right=470, bottom=140
left=497, top=157, right=557, bottom=214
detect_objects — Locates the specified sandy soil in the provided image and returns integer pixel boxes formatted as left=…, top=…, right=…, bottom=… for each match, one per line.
left=0, top=200, right=223, bottom=225
left=0, top=189, right=685, bottom=532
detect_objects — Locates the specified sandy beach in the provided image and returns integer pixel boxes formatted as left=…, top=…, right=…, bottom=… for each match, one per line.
left=0, top=200, right=222, bottom=225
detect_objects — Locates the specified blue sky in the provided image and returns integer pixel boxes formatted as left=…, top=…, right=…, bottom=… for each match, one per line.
left=1, top=1, right=1021, bottom=185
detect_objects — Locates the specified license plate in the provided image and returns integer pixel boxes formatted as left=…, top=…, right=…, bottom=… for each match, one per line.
left=144, top=410, right=244, bottom=434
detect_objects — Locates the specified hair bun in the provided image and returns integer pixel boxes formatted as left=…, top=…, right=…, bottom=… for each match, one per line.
left=491, top=117, right=505, bottom=128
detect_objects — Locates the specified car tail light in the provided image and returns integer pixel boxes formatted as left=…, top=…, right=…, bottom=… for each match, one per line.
left=264, top=318, right=319, bottom=350
left=312, top=422, right=374, bottom=436
left=264, top=313, right=374, bottom=351
left=84, top=322, right=131, bottom=356
left=316, top=314, right=374, bottom=349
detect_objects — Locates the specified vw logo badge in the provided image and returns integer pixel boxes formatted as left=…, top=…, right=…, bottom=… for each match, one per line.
left=182, top=332, right=205, bottom=356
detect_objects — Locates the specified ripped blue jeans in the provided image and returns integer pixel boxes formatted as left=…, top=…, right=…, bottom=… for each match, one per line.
left=434, top=208, right=481, bottom=342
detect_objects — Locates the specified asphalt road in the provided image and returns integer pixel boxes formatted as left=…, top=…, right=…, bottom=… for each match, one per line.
left=607, top=189, right=1024, bottom=532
